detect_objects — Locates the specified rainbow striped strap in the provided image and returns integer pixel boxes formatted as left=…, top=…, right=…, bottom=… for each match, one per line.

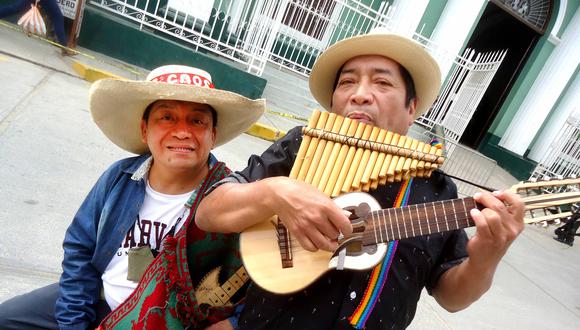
left=348, top=179, right=413, bottom=329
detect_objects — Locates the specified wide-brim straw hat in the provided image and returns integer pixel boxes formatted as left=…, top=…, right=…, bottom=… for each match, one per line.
left=309, top=27, right=441, bottom=118
left=90, top=65, right=265, bottom=154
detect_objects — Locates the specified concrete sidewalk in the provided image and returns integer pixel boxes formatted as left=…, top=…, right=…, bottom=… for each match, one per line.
left=1, top=21, right=579, bottom=329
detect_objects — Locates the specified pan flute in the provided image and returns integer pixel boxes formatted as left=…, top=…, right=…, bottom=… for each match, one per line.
left=289, top=110, right=445, bottom=196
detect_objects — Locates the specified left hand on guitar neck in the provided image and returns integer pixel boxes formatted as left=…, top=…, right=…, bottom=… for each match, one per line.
left=467, top=190, right=525, bottom=272
left=431, top=190, right=524, bottom=312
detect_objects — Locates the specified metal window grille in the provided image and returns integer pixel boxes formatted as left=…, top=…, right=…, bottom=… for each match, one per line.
left=531, top=114, right=580, bottom=180
left=415, top=48, right=508, bottom=144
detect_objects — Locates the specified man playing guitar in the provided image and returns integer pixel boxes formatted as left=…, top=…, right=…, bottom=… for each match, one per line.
left=196, top=28, right=525, bottom=329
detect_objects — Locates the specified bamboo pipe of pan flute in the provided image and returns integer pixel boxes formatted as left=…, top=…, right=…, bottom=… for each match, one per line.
left=303, top=113, right=336, bottom=184
left=301, top=128, right=445, bottom=165
left=379, top=132, right=399, bottom=185
left=323, top=118, right=355, bottom=196
left=341, top=124, right=373, bottom=193
left=339, top=122, right=368, bottom=194
left=313, top=115, right=346, bottom=190
left=360, top=128, right=387, bottom=186
left=329, top=120, right=360, bottom=197
left=352, top=126, right=380, bottom=189
left=289, top=110, right=321, bottom=179
left=296, top=111, right=328, bottom=181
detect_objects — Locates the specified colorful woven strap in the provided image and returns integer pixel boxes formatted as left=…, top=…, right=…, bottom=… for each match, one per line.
left=430, top=137, right=443, bottom=150
left=349, top=178, right=413, bottom=329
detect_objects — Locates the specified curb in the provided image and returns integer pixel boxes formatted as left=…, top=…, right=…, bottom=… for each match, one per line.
left=71, top=61, right=123, bottom=82
left=245, top=122, right=287, bottom=141
left=71, top=61, right=287, bottom=142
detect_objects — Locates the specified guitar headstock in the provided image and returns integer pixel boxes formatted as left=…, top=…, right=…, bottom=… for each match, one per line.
left=510, top=176, right=580, bottom=193
left=510, top=176, right=580, bottom=226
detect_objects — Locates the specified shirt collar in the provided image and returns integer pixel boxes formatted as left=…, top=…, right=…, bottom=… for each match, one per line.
left=130, top=153, right=218, bottom=181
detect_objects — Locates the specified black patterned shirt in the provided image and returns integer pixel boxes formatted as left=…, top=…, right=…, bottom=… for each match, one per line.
left=215, top=127, right=468, bottom=329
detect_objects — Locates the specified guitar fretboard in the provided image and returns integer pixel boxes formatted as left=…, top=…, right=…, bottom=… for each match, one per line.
left=363, top=198, right=480, bottom=245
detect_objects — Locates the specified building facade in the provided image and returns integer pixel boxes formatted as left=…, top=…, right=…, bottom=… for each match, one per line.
left=75, top=0, right=579, bottom=179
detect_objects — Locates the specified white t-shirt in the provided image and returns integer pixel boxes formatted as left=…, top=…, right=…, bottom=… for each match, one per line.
left=101, top=179, right=193, bottom=310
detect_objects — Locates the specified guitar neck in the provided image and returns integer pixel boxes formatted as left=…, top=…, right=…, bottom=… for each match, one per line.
left=363, top=190, right=580, bottom=244
left=362, top=197, right=479, bottom=245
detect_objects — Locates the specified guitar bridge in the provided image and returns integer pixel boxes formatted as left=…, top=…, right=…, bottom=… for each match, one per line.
left=273, top=219, right=293, bottom=268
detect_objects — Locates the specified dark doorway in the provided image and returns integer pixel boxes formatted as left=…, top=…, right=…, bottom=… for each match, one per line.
left=459, top=1, right=541, bottom=148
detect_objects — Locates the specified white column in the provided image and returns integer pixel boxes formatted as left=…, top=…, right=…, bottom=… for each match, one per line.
left=390, top=0, right=429, bottom=37
left=429, top=0, right=486, bottom=78
left=499, top=10, right=580, bottom=155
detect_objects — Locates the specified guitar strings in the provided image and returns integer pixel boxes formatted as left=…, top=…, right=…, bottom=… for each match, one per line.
left=282, top=209, right=476, bottom=253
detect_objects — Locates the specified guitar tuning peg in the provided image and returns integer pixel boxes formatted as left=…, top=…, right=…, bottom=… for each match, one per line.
left=541, top=221, right=548, bottom=228
left=556, top=175, right=564, bottom=180
left=529, top=177, right=537, bottom=183
left=553, top=219, right=561, bottom=225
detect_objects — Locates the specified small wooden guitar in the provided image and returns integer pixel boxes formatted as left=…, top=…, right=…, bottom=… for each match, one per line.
left=195, top=266, right=249, bottom=306
left=240, top=178, right=580, bottom=294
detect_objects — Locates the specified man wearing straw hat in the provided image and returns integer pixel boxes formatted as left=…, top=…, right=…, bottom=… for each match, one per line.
left=0, top=65, right=264, bottom=329
left=196, top=28, right=524, bottom=329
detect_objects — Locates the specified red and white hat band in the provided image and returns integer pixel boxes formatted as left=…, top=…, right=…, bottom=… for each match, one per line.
left=145, top=65, right=215, bottom=88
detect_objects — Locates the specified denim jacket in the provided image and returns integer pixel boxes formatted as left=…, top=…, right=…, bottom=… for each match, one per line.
left=55, top=153, right=217, bottom=330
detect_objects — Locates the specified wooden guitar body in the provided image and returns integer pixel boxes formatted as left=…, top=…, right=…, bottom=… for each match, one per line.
left=240, top=192, right=386, bottom=294
left=241, top=178, right=580, bottom=294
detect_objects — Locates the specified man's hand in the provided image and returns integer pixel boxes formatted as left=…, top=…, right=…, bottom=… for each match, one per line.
left=432, top=189, right=525, bottom=312
left=196, top=176, right=352, bottom=253
left=467, top=190, right=525, bottom=271
left=270, top=178, right=352, bottom=252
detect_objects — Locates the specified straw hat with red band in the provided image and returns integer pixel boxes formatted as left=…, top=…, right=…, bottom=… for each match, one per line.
left=89, top=65, right=265, bottom=154
left=309, top=27, right=442, bottom=119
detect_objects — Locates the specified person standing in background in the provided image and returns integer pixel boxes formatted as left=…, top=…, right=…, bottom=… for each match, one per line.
left=0, top=0, right=67, bottom=46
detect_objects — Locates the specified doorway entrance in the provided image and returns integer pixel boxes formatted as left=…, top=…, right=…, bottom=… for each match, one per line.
left=459, top=0, right=550, bottom=148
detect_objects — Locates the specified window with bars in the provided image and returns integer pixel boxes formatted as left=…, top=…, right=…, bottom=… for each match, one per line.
left=493, top=0, right=552, bottom=33
left=281, top=0, right=336, bottom=41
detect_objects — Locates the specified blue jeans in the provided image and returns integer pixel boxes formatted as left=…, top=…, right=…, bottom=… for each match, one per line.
left=0, top=283, right=111, bottom=329
left=0, top=0, right=67, bottom=46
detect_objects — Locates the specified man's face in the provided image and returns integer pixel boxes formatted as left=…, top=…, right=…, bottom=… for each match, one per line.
left=331, top=55, right=416, bottom=135
left=140, top=100, right=216, bottom=174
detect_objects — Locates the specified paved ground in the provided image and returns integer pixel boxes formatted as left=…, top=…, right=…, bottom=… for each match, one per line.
left=0, top=21, right=579, bottom=329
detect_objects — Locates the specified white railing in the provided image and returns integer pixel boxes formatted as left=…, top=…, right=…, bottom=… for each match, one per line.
left=416, top=48, right=508, bottom=144
left=420, top=129, right=498, bottom=197
left=89, top=0, right=395, bottom=76
left=89, top=0, right=506, bottom=147
left=90, top=0, right=260, bottom=69
left=247, top=0, right=395, bottom=75
left=531, top=113, right=580, bottom=180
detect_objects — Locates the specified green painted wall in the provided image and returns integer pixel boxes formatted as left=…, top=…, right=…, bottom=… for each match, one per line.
left=478, top=133, right=537, bottom=180
left=417, top=0, right=448, bottom=37
left=77, top=6, right=266, bottom=100
left=559, top=0, right=580, bottom=37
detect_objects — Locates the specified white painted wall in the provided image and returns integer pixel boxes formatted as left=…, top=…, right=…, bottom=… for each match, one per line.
left=499, top=9, right=580, bottom=156
left=390, top=0, right=429, bottom=37
left=429, top=0, right=486, bottom=77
